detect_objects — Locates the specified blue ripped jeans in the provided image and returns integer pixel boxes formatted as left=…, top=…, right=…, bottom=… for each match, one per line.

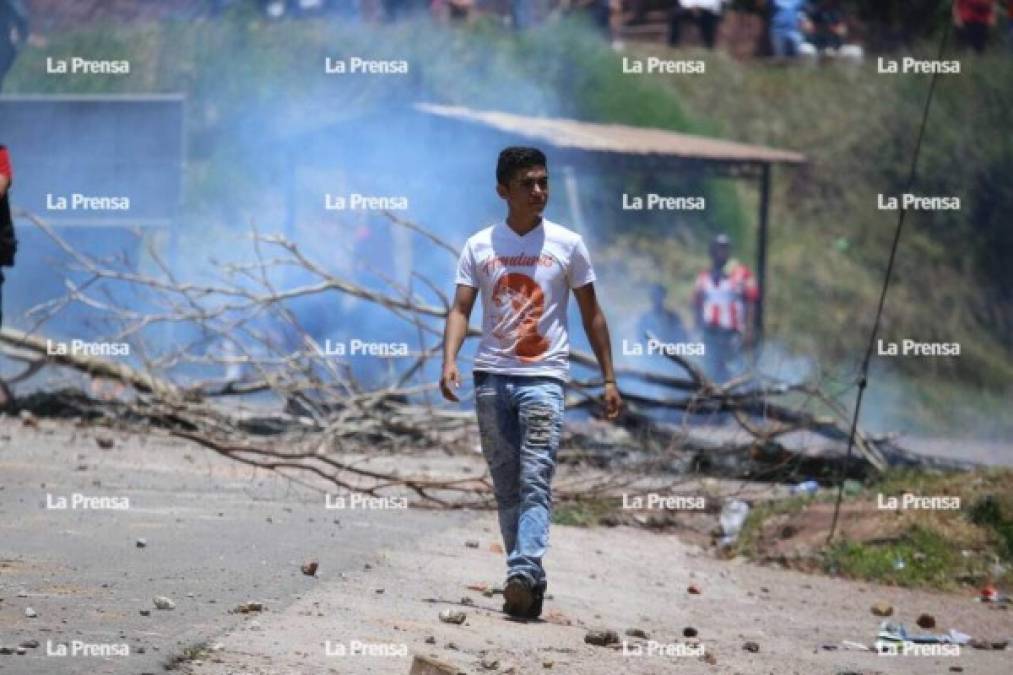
left=474, top=371, right=564, bottom=588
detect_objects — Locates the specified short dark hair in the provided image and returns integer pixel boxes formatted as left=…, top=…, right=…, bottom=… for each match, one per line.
left=496, top=147, right=547, bottom=186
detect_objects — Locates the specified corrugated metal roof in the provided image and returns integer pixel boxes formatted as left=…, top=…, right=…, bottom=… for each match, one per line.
left=416, top=103, right=806, bottom=165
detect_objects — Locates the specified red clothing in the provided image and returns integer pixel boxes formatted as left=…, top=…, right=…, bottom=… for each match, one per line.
left=693, top=263, right=759, bottom=333
left=0, top=146, right=11, bottom=181
left=956, top=0, right=994, bottom=23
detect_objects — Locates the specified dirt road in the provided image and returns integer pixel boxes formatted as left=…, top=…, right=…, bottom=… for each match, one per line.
left=2, top=417, right=1010, bottom=674
left=182, top=512, right=1012, bottom=675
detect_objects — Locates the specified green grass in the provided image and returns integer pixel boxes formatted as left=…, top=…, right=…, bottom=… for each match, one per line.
left=165, top=641, right=212, bottom=670
left=732, top=493, right=815, bottom=559
left=872, top=467, right=1013, bottom=561
left=825, top=526, right=962, bottom=589
left=552, top=497, right=618, bottom=528
left=969, top=495, right=1013, bottom=560
left=735, top=468, right=1013, bottom=590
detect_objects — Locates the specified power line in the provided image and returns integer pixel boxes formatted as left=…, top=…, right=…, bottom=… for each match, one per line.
left=826, top=24, right=953, bottom=545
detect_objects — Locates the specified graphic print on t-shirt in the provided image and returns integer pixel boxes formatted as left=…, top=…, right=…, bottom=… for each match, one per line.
left=455, top=220, right=597, bottom=381
left=490, top=272, right=550, bottom=362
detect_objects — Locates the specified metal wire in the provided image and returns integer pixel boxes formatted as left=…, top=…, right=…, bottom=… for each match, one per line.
left=826, top=23, right=953, bottom=544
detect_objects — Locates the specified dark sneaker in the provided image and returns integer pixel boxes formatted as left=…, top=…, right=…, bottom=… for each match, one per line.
left=502, top=576, right=534, bottom=617
left=524, top=582, right=546, bottom=619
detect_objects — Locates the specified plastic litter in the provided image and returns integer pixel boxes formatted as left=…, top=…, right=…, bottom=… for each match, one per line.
left=873, top=621, right=971, bottom=653
left=980, top=585, right=1010, bottom=603
left=790, top=480, right=820, bottom=495
left=948, top=630, right=971, bottom=645
left=718, top=499, right=750, bottom=546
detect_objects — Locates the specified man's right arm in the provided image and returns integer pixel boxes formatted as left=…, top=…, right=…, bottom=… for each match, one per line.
left=440, top=284, right=478, bottom=402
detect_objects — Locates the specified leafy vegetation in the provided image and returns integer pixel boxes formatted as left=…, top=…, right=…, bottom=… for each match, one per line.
left=735, top=469, right=1013, bottom=590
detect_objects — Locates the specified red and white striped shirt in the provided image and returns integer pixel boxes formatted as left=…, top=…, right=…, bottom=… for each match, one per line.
left=693, top=264, right=759, bottom=332
left=0, top=146, right=11, bottom=182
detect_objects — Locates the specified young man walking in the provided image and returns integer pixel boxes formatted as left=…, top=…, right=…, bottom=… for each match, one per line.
left=440, top=147, right=621, bottom=619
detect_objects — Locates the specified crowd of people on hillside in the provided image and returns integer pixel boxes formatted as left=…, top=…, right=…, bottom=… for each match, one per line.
left=1, top=0, right=1010, bottom=92
left=668, top=0, right=1011, bottom=59
left=663, top=0, right=862, bottom=59
left=220, top=0, right=1013, bottom=59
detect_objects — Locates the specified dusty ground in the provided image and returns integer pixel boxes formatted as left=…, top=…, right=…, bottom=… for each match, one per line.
left=0, top=414, right=472, bottom=675
left=182, top=513, right=1013, bottom=675
left=1, top=415, right=1010, bottom=675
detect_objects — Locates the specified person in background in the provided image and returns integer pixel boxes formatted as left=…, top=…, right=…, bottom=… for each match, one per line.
left=953, top=0, right=997, bottom=53
left=512, top=0, right=542, bottom=30
left=1008, top=0, right=1013, bottom=51
left=261, top=0, right=332, bottom=19
left=0, top=0, right=28, bottom=92
left=768, top=0, right=813, bottom=58
left=637, top=284, right=687, bottom=346
left=0, top=144, right=17, bottom=408
left=805, top=0, right=846, bottom=52
left=669, top=0, right=727, bottom=50
left=431, top=0, right=474, bottom=22
left=581, top=0, right=613, bottom=36
left=0, top=144, right=15, bottom=322
left=692, top=234, right=758, bottom=384
left=385, top=0, right=430, bottom=20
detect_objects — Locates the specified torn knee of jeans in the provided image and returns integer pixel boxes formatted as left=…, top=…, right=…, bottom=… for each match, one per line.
left=525, top=405, right=557, bottom=447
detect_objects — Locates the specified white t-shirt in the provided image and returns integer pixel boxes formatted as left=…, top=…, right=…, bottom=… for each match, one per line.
left=680, top=0, right=725, bottom=11
left=455, top=219, right=596, bottom=382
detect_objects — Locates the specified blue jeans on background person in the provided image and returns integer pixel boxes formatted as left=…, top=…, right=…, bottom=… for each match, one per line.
left=703, top=326, right=741, bottom=385
left=474, top=371, right=564, bottom=589
left=771, top=27, right=804, bottom=56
